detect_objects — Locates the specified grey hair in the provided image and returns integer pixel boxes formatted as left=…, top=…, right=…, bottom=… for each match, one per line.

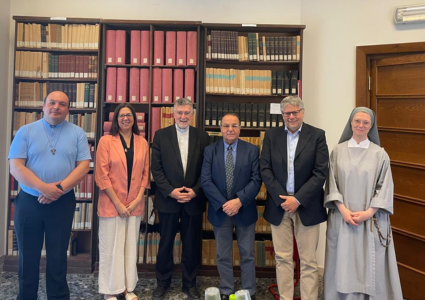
left=174, top=98, right=194, bottom=112
left=280, top=96, right=304, bottom=112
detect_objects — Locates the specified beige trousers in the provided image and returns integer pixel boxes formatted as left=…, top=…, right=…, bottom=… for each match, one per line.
left=271, top=211, right=320, bottom=300
left=98, top=215, right=142, bottom=295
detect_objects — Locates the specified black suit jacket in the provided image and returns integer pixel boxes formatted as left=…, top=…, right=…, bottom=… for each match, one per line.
left=260, top=123, right=329, bottom=226
left=151, top=125, right=210, bottom=216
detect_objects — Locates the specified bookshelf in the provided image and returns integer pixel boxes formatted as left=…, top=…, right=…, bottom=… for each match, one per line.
left=5, top=16, right=101, bottom=274
left=98, top=19, right=202, bottom=273
left=5, top=17, right=305, bottom=279
left=202, top=23, right=305, bottom=136
left=200, top=23, right=305, bottom=277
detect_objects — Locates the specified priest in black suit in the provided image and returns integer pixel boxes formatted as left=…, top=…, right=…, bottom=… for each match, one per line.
left=151, top=98, right=210, bottom=300
left=260, top=96, right=329, bottom=300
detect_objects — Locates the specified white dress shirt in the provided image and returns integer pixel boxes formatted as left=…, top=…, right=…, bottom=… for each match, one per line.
left=176, top=124, right=189, bottom=176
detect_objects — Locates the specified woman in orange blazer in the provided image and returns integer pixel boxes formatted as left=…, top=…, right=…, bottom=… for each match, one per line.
left=95, top=103, right=149, bottom=300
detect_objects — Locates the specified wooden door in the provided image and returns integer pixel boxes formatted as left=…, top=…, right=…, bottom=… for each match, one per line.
left=360, top=47, right=425, bottom=300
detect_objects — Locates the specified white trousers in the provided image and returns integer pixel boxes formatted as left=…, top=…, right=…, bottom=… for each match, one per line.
left=98, top=216, right=142, bottom=294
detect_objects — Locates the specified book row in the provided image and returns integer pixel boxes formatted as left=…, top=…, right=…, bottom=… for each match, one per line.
left=105, top=67, right=195, bottom=104
left=74, top=174, right=94, bottom=200
left=15, top=52, right=98, bottom=79
left=7, top=229, right=18, bottom=256
left=13, top=111, right=96, bottom=138
left=206, top=31, right=300, bottom=62
left=138, top=232, right=182, bottom=264
left=202, top=239, right=276, bottom=267
left=68, top=113, right=97, bottom=139
left=136, top=233, right=275, bottom=267
left=72, top=202, right=93, bottom=230
left=15, top=82, right=98, bottom=109
left=16, top=23, right=100, bottom=49
left=7, top=229, right=89, bottom=257
left=205, top=102, right=285, bottom=128
left=206, top=68, right=299, bottom=96
left=105, top=30, right=197, bottom=66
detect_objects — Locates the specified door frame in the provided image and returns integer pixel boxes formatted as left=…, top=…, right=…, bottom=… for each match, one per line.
left=356, top=42, right=425, bottom=107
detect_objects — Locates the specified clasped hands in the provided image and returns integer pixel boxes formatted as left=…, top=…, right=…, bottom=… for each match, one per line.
left=37, top=181, right=64, bottom=204
left=338, top=205, right=378, bottom=226
left=222, top=198, right=242, bottom=217
left=115, top=197, right=143, bottom=218
left=280, top=195, right=299, bottom=214
left=170, top=186, right=196, bottom=203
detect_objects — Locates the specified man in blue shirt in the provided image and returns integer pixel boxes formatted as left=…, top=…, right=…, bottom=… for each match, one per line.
left=201, top=113, right=261, bottom=300
left=8, top=91, right=91, bottom=300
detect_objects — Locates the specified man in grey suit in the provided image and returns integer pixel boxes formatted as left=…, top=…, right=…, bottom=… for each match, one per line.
left=201, top=113, right=261, bottom=300
left=260, top=96, right=329, bottom=300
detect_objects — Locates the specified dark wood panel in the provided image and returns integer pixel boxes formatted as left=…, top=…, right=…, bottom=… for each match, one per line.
left=377, top=98, right=425, bottom=130
left=392, top=199, right=425, bottom=237
left=393, top=231, right=425, bottom=272
left=380, top=131, right=425, bottom=165
left=398, top=263, right=425, bottom=300
left=391, top=198, right=425, bottom=238
left=376, top=63, right=425, bottom=95
left=392, top=165, right=425, bottom=202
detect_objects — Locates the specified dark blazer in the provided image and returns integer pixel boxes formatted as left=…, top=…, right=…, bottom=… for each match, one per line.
left=151, top=125, right=210, bottom=216
left=201, top=139, right=261, bottom=227
left=260, top=123, right=329, bottom=226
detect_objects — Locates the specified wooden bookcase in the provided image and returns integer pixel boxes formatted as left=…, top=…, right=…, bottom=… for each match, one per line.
left=98, top=19, right=203, bottom=273
left=4, top=16, right=102, bottom=274
left=199, top=23, right=305, bottom=278
left=4, top=18, right=305, bottom=279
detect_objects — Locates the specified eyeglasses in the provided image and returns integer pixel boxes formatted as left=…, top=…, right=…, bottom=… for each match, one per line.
left=221, top=124, right=241, bottom=129
left=282, top=109, right=303, bottom=117
left=175, top=111, right=192, bottom=116
left=118, top=113, right=134, bottom=119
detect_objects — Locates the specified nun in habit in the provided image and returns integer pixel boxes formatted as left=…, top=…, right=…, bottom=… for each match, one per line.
left=323, top=107, right=403, bottom=300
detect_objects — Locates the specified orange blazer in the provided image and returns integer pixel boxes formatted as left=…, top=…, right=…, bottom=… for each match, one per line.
left=95, top=134, right=150, bottom=217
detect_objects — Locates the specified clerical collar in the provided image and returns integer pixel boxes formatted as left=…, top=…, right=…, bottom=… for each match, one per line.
left=348, top=137, right=370, bottom=148
left=175, top=124, right=189, bottom=133
left=42, top=118, right=64, bottom=129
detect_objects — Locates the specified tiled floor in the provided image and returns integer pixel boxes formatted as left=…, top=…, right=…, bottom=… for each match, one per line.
left=0, top=271, right=320, bottom=300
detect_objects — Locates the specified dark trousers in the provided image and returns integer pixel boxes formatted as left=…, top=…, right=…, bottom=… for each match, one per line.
left=156, top=208, right=202, bottom=288
left=14, top=190, right=76, bottom=300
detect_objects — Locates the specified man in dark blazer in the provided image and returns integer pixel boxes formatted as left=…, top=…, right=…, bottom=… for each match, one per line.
left=260, top=96, right=329, bottom=300
left=151, top=98, right=210, bottom=300
left=201, top=113, right=261, bottom=300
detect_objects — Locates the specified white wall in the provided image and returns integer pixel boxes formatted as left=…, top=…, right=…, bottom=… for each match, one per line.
left=0, top=0, right=12, bottom=259
left=4, top=0, right=425, bottom=268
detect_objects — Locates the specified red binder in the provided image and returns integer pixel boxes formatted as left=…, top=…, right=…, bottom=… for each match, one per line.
left=153, top=31, right=164, bottom=66
left=130, top=30, right=141, bottom=65
left=165, top=31, right=176, bottom=66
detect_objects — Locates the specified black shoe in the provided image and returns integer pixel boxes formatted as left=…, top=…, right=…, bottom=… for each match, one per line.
left=152, top=285, right=169, bottom=300
left=220, top=295, right=230, bottom=300
left=182, top=286, right=201, bottom=300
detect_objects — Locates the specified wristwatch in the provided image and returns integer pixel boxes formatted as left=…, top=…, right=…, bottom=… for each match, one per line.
left=56, top=184, right=64, bottom=191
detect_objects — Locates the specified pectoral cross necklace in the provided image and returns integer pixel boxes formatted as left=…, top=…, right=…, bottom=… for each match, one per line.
left=43, top=122, right=64, bottom=155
